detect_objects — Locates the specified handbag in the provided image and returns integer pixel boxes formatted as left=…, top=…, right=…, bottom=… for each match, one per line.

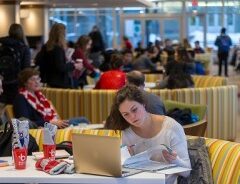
left=0, top=121, right=13, bottom=156
left=0, top=121, right=39, bottom=156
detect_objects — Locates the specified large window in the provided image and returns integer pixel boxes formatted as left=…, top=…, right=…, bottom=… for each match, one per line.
left=48, top=1, right=240, bottom=49
left=49, top=8, right=119, bottom=48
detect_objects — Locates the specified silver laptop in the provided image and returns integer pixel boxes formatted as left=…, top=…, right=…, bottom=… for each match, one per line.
left=72, top=133, right=142, bottom=177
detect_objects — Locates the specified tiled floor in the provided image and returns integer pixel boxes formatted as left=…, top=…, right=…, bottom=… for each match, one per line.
left=210, top=64, right=240, bottom=142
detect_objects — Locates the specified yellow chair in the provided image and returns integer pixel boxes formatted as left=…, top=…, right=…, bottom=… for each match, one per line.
left=4, top=102, right=60, bottom=121
left=164, top=100, right=207, bottom=136
left=4, top=104, right=14, bottom=121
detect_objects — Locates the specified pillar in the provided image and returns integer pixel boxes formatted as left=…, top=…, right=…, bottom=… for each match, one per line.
left=0, top=0, right=20, bottom=37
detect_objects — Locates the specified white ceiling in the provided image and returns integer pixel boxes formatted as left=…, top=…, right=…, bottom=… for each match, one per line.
left=20, top=0, right=154, bottom=8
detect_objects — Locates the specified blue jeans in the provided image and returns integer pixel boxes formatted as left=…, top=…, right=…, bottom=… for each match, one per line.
left=68, top=117, right=90, bottom=126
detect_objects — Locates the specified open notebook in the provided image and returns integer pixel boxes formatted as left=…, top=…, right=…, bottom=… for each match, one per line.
left=121, top=146, right=176, bottom=172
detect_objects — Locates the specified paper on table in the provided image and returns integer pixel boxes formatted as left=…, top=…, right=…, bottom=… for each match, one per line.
left=32, top=150, right=70, bottom=160
left=156, top=166, right=191, bottom=174
left=123, top=150, right=149, bottom=166
left=122, top=146, right=177, bottom=172
left=121, top=146, right=131, bottom=165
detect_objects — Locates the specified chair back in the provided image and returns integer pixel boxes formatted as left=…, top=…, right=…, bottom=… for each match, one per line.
left=4, top=102, right=60, bottom=122
left=164, top=100, right=207, bottom=120
left=4, top=105, right=14, bottom=121
left=164, top=100, right=207, bottom=136
left=183, top=120, right=207, bottom=136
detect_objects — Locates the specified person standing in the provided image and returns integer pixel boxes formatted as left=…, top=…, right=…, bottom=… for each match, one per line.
left=36, top=23, right=82, bottom=88
left=0, top=23, right=31, bottom=104
left=214, top=27, right=232, bottom=77
left=88, top=26, right=105, bottom=67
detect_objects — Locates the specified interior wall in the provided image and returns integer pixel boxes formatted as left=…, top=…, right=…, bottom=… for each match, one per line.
left=20, top=7, right=45, bottom=36
left=0, top=4, right=19, bottom=37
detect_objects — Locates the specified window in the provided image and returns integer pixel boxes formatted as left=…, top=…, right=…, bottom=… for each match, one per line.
left=208, top=14, right=214, bottom=26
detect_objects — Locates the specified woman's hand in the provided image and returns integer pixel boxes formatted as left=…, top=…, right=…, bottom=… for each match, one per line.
left=50, top=119, right=69, bottom=129
left=162, top=150, right=177, bottom=162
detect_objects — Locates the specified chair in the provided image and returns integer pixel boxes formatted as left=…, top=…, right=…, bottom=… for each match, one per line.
left=4, top=105, right=14, bottom=121
left=4, top=102, right=61, bottom=122
left=164, top=100, right=207, bottom=136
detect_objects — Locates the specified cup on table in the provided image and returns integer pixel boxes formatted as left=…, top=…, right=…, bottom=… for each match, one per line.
left=13, top=147, right=27, bottom=170
left=43, top=144, right=56, bottom=161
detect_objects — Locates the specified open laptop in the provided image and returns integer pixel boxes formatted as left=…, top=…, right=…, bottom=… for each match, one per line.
left=72, top=133, right=142, bottom=177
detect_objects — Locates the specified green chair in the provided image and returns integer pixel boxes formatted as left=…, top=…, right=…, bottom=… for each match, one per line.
left=164, top=100, right=207, bottom=136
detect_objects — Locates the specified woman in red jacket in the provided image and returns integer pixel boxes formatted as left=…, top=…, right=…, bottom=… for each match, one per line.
left=72, top=35, right=99, bottom=88
left=95, top=53, right=126, bottom=89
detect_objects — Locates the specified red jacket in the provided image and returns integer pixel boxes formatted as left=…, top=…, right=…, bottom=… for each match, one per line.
left=95, top=70, right=126, bottom=89
left=72, top=48, right=94, bottom=79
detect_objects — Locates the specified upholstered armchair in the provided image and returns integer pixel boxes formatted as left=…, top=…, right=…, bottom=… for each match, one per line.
left=164, top=100, right=207, bottom=136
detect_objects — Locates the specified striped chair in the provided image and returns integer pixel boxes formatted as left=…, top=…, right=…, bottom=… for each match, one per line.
left=205, top=138, right=240, bottom=184
left=144, top=74, right=227, bottom=88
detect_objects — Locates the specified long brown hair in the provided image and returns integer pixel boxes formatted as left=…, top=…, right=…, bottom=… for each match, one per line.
left=46, top=23, right=66, bottom=51
left=104, top=85, right=145, bottom=130
left=75, top=35, right=91, bottom=53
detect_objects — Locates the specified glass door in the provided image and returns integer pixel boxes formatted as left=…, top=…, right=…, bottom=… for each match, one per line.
left=187, top=14, right=206, bottom=47
left=163, top=19, right=180, bottom=41
left=145, top=20, right=161, bottom=46
left=124, top=19, right=143, bottom=48
left=122, top=15, right=182, bottom=49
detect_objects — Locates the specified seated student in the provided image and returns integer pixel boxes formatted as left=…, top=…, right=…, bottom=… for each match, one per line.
left=95, top=53, right=126, bottom=89
left=193, top=41, right=205, bottom=54
left=126, top=70, right=166, bottom=115
left=132, top=49, right=157, bottom=72
left=105, top=85, right=191, bottom=184
left=13, top=68, right=89, bottom=129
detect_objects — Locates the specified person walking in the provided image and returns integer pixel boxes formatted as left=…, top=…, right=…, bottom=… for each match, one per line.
left=214, top=27, right=232, bottom=77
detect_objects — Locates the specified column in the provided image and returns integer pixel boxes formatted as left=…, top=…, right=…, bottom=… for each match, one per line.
left=20, top=4, right=49, bottom=43
left=0, top=0, right=20, bottom=37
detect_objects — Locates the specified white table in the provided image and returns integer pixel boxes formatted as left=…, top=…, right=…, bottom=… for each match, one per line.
left=0, top=156, right=165, bottom=184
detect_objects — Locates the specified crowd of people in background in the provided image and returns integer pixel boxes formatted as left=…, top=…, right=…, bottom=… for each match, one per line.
left=1, top=23, right=237, bottom=98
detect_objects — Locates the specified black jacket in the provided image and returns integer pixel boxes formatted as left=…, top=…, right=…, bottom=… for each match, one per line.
left=13, top=94, right=45, bottom=127
left=0, top=36, right=31, bottom=70
left=39, top=45, right=75, bottom=88
left=0, top=37, right=31, bottom=104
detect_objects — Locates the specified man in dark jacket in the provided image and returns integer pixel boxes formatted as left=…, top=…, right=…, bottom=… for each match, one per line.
left=0, top=23, right=31, bottom=104
left=214, top=27, right=232, bottom=77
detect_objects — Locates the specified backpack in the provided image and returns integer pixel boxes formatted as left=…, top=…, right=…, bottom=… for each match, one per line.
left=166, top=108, right=193, bottom=125
left=218, top=35, right=231, bottom=52
left=0, top=121, right=39, bottom=157
left=0, top=45, right=22, bottom=83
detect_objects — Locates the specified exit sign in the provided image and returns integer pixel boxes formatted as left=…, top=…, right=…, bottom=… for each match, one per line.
left=192, top=0, right=198, bottom=6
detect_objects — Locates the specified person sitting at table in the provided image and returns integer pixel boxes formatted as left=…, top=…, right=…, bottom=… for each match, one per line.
left=126, top=70, right=166, bottom=115
left=94, top=53, right=126, bottom=89
left=132, top=49, right=157, bottom=72
left=193, top=41, right=205, bottom=54
left=105, top=85, right=191, bottom=184
left=13, top=68, right=89, bottom=129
